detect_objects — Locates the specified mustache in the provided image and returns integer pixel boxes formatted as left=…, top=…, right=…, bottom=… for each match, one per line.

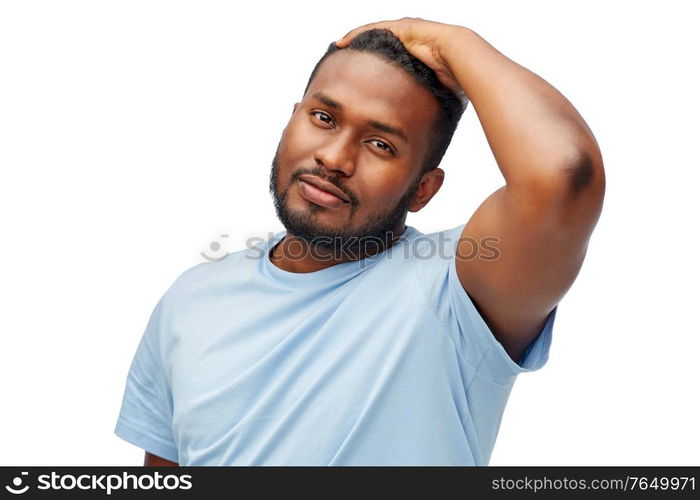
left=291, top=167, right=357, bottom=205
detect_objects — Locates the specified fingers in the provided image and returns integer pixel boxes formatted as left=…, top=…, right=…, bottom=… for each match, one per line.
left=335, top=20, right=397, bottom=47
left=335, top=16, right=431, bottom=47
left=335, top=24, right=377, bottom=47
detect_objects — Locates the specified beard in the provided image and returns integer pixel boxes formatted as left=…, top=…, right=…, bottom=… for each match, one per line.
left=268, top=146, right=421, bottom=257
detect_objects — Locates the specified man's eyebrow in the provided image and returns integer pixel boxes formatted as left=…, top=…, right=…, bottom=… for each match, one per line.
left=311, top=91, right=409, bottom=143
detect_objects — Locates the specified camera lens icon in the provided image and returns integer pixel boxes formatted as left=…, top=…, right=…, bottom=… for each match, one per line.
left=5, top=472, right=29, bottom=494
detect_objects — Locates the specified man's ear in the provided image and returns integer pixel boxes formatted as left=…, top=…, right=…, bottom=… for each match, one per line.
left=408, top=168, right=445, bottom=212
left=293, top=102, right=300, bottom=115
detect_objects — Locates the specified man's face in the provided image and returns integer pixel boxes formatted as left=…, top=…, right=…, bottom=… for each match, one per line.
left=269, top=49, right=441, bottom=252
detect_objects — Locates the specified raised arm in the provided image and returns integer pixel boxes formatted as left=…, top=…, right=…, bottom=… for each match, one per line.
left=337, top=18, right=605, bottom=363
left=439, top=25, right=604, bottom=363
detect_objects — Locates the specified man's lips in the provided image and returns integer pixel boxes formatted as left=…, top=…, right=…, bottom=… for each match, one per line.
left=297, top=175, right=350, bottom=202
left=297, top=179, right=347, bottom=208
left=297, top=175, right=350, bottom=208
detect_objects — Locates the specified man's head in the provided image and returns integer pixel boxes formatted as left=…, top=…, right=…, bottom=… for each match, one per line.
left=269, top=29, right=467, bottom=254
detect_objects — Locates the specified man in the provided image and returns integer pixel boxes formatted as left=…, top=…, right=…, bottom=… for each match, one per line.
left=115, top=17, right=605, bottom=466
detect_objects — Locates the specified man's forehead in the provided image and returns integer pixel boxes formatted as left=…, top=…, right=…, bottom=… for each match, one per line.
left=308, top=51, right=426, bottom=103
left=304, top=51, right=438, bottom=137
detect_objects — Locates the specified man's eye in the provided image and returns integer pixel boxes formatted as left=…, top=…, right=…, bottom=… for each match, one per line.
left=369, top=139, right=395, bottom=155
left=311, top=112, right=394, bottom=155
left=311, top=111, right=333, bottom=124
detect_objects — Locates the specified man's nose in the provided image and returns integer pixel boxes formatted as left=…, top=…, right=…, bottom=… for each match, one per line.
left=313, top=132, right=357, bottom=177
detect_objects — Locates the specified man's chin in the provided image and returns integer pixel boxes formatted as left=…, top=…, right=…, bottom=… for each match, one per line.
left=274, top=192, right=409, bottom=254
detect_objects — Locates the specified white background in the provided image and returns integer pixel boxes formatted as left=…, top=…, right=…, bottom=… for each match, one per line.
left=1, top=0, right=698, bottom=466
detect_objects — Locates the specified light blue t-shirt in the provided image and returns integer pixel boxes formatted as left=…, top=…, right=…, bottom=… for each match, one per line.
left=114, top=223, right=556, bottom=465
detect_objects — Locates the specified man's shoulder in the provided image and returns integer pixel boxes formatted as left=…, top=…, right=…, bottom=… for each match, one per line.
left=400, top=223, right=466, bottom=262
left=163, top=244, right=256, bottom=301
left=362, top=224, right=466, bottom=283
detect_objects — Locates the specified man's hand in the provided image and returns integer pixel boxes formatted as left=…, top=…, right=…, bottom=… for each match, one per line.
left=335, top=17, right=468, bottom=104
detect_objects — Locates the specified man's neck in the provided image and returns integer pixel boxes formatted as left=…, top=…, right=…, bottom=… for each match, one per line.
left=269, top=225, right=407, bottom=273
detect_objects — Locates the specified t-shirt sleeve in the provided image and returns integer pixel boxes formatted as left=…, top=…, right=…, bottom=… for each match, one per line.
left=413, top=224, right=556, bottom=384
left=114, top=294, right=179, bottom=463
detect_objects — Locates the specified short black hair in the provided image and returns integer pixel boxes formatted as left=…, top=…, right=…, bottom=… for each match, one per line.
left=302, top=28, right=468, bottom=177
